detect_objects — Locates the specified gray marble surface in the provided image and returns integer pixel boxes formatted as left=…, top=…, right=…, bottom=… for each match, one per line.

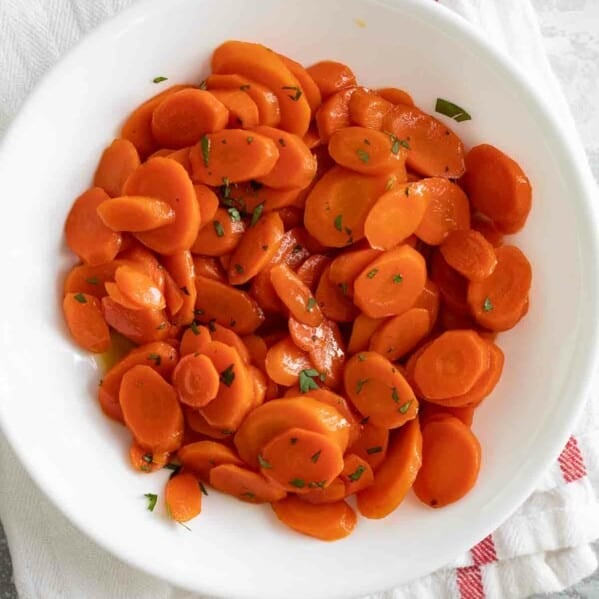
left=1, top=0, right=598, bottom=597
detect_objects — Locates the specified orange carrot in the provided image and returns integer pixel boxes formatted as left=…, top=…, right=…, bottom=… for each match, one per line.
left=347, top=422, right=389, bottom=472
left=191, top=207, right=245, bottom=256
left=184, top=406, right=233, bottom=440
left=420, top=403, right=475, bottom=427
left=194, top=184, right=219, bottom=226
left=249, top=365, right=268, bottom=408
left=299, top=478, right=347, bottom=504
left=471, top=214, right=504, bottom=248
left=430, top=250, right=469, bottom=315
left=370, top=308, right=430, bottom=361
left=162, top=271, right=185, bottom=315
left=413, top=279, right=440, bottom=331
left=315, top=87, right=356, bottom=142
left=209, top=88, right=259, bottom=128
left=173, top=353, right=220, bottom=408
left=341, top=454, right=374, bottom=495
left=209, top=463, right=287, bottom=503
left=376, top=87, right=415, bottom=107
left=165, top=472, right=203, bottom=522
left=161, top=251, right=196, bottom=325
left=102, top=297, right=171, bottom=344
left=264, top=336, right=314, bottom=386
left=440, top=229, right=497, bottom=282
left=129, top=442, right=169, bottom=473
left=242, top=334, right=269, bottom=371
left=277, top=54, right=323, bottom=114
left=306, top=60, right=357, bottom=99
left=96, top=196, right=175, bottom=232
left=192, top=255, right=226, bottom=282
left=180, top=324, right=212, bottom=356
left=114, top=264, right=166, bottom=310
left=296, top=254, right=330, bottom=292
left=315, top=264, right=359, bottom=323
left=93, top=138, right=140, bottom=198
left=178, top=440, right=243, bottom=480
left=210, top=323, right=251, bottom=364
left=227, top=181, right=301, bottom=214
left=63, top=261, right=125, bottom=298
left=118, top=243, right=166, bottom=291
left=63, top=292, right=111, bottom=353
left=347, top=313, right=384, bottom=354
left=349, top=88, right=394, bottom=130
left=166, top=147, right=192, bottom=175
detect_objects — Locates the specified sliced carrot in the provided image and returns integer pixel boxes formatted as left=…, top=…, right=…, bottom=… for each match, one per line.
left=93, top=138, right=140, bottom=198
left=467, top=245, right=532, bottom=331
left=347, top=422, right=389, bottom=472
left=162, top=272, right=185, bottom=315
left=462, top=144, right=532, bottom=234
left=165, top=472, right=202, bottom=522
left=129, top=442, right=169, bottom=473
left=65, top=187, right=122, bottom=265
left=210, top=88, right=259, bottom=128
left=471, top=214, right=504, bottom=248
left=96, top=196, right=175, bottom=232
left=413, top=279, right=440, bottom=331
left=102, top=297, right=171, bottom=344
left=440, top=229, right=497, bottom=282
left=178, top=440, right=243, bottom=480
left=120, top=365, right=183, bottom=452
left=299, top=478, right=347, bottom=504
left=106, top=278, right=153, bottom=311
left=64, top=261, right=125, bottom=298
left=315, top=87, right=356, bottom=142
left=341, top=454, right=374, bottom=495
left=63, top=292, right=111, bottom=353
left=184, top=406, right=233, bottom=440
left=149, top=149, right=173, bottom=159
left=302, top=124, right=322, bottom=150
left=240, top=335, right=267, bottom=372
left=227, top=181, right=301, bottom=214
left=420, top=403, right=475, bottom=427
left=413, top=416, right=481, bottom=507
left=310, top=320, right=345, bottom=389
left=173, top=353, right=220, bottom=408
left=118, top=243, right=166, bottom=291
left=191, top=207, right=245, bottom=256
left=210, top=323, right=251, bottom=364
left=383, top=104, right=465, bottom=178
left=344, top=351, right=418, bottom=429
left=249, top=365, right=268, bottom=408
left=180, top=324, right=212, bottom=356
left=315, top=264, right=359, bottom=323
left=194, top=184, right=219, bottom=226
left=166, top=147, right=192, bottom=175
left=376, top=87, right=414, bottom=107
left=277, top=54, right=322, bottom=114
left=370, top=308, right=430, bottom=361
left=264, top=336, right=314, bottom=386
left=161, top=251, right=196, bottom=325
left=306, top=60, right=357, bottom=99
left=353, top=245, right=427, bottom=319
left=270, top=264, right=323, bottom=326
left=348, top=88, right=393, bottom=130
left=357, top=418, right=422, bottom=518
left=296, top=254, right=330, bottom=292
left=114, top=264, right=166, bottom=310
left=430, top=250, right=469, bottom=315
left=192, top=255, right=226, bottom=282
left=347, top=313, right=384, bottom=354
left=209, top=463, right=286, bottom=503
left=151, top=88, right=229, bottom=148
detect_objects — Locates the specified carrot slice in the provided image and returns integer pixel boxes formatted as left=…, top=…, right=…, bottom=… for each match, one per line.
left=209, top=463, right=286, bottom=503
left=191, top=207, right=245, bottom=257
left=299, top=478, right=347, bottom=504
left=376, top=87, right=415, bottom=107
left=151, top=89, right=229, bottom=148
left=370, top=308, right=430, bottom=361
left=420, top=403, right=475, bottom=427
left=228, top=181, right=301, bottom=214
left=120, top=365, right=183, bottom=452
left=315, top=87, right=357, bottom=142
left=430, top=250, right=469, bottom=315
left=96, top=196, right=175, bottom=232
left=413, top=279, right=440, bottom=331
left=277, top=54, right=322, bottom=114
left=264, top=336, right=314, bottom=386
left=383, top=104, right=465, bottom=178
left=471, top=214, right=504, bottom=248
left=348, top=89, right=394, bottom=130
left=440, top=229, right=497, bottom=282
left=129, top=442, right=169, bottom=473
left=347, top=313, right=384, bottom=354
left=166, top=147, right=192, bottom=174
left=306, top=60, right=357, bottom=99
left=341, top=454, right=374, bottom=495
left=114, top=264, right=166, bottom=310
left=208, top=88, right=259, bottom=128
left=347, top=422, right=389, bottom=472
left=296, top=254, right=330, bottom=292
left=467, top=245, right=532, bottom=331
left=192, top=255, right=226, bottom=282
left=272, top=496, right=356, bottom=541
left=160, top=251, right=196, bottom=325
left=65, top=187, right=122, bottom=265
left=64, top=261, right=125, bottom=298
left=413, top=416, right=481, bottom=507
left=249, top=365, right=268, bottom=408
left=118, top=243, right=166, bottom=291
left=180, top=324, right=212, bottom=356
left=93, top=138, right=141, bottom=198
left=178, top=440, right=243, bottom=480
left=63, top=292, right=111, bottom=353
left=315, top=264, right=359, bottom=323
left=184, top=406, right=233, bottom=440
left=102, top=297, right=170, bottom=344
left=165, top=472, right=202, bottom=522
left=344, top=351, right=418, bottom=429
left=353, top=245, right=427, bottom=318
left=195, top=275, right=264, bottom=334
left=242, top=334, right=268, bottom=371
left=210, top=323, right=251, bottom=364
left=172, top=353, right=220, bottom=408
left=462, top=144, right=532, bottom=234
left=357, top=418, right=422, bottom=518
left=194, top=184, right=219, bottom=226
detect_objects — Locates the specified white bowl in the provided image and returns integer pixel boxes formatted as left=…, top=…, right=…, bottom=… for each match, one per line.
left=1, top=0, right=598, bottom=597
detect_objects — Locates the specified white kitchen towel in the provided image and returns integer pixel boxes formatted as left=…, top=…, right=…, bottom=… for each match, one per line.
left=1, top=1, right=598, bottom=598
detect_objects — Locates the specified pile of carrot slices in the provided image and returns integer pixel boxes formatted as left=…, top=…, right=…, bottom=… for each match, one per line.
left=61, top=40, right=532, bottom=541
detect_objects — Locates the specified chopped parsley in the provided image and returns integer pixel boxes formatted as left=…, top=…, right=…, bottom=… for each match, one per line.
left=220, top=364, right=235, bottom=387
left=250, top=203, right=264, bottom=227
left=200, top=134, right=211, bottom=167
left=147, top=353, right=161, bottom=366
left=366, top=446, right=383, bottom=455
left=258, top=455, right=272, bottom=469
left=366, top=269, right=378, bottom=279
left=311, top=450, right=322, bottom=464
left=299, top=368, right=321, bottom=393
left=348, top=465, right=366, bottom=482
left=190, top=321, right=201, bottom=335
left=356, top=378, right=369, bottom=394
left=334, top=214, right=343, bottom=232
left=393, top=274, right=403, bottom=284
left=282, top=85, right=302, bottom=101
left=435, top=98, right=472, bottom=122
left=398, top=400, right=413, bottom=414
left=306, top=297, right=317, bottom=312
left=356, top=149, right=370, bottom=164
left=213, top=220, right=225, bottom=237
left=227, top=207, right=241, bottom=222
left=144, top=493, right=157, bottom=511
left=483, top=297, right=494, bottom=312
left=152, top=76, right=168, bottom=84
left=84, top=276, right=99, bottom=285
left=73, top=293, right=87, bottom=303
left=289, top=478, right=306, bottom=488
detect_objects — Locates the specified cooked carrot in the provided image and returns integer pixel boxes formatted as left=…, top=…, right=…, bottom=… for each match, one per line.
left=122, top=157, right=200, bottom=255
left=205, top=73, right=281, bottom=127
left=471, top=214, right=504, bottom=248
left=376, top=87, right=415, bottom=107
left=249, top=365, right=268, bottom=408
left=315, top=87, right=356, bottom=142
left=440, top=229, right=497, bottom=282
left=348, top=88, right=394, bottom=130
left=412, top=279, right=440, bottom=331
left=227, top=181, right=301, bottom=214
left=315, top=264, right=358, bottom=323
left=299, top=478, right=347, bottom=504
left=65, top=187, right=122, bottom=265
left=344, top=351, right=418, bottom=429
left=383, top=104, right=465, bottom=177
left=160, top=251, right=196, bottom=325
left=430, top=250, right=469, bottom=315
left=260, top=427, right=344, bottom=493
left=347, top=313, right=384, bottom=354
left=151, top=88, right=229, bottom=148
left=341, top=454, right=374, bottom=495
left=191, top=207, right=245, bottom=256
left=278, top=54, right=322, bottom=114
left=118, top=243, right=166, bottom=291
left=166, top=147, right=192, bottom=174
left=96, top=196, right=175, bottom=232
left=105, top=279, right=150, bottom=311
left=467, top=245, right=532, bottom=331
left=370, top=308, right=430, bottom=361
left=184, top=406, right=233, bottom=440
left=357, top=418, right=422, bottom=518
left=306, top=60, right=357, bottom=99
left=413, top=330, right=489, bottom=400
left=193, top=184, right=219, bottom=227
left=162, top=271, right=185, bottom=315
left=210, top=463, right=287, bottom=503
left=462, top=144, right=532, bottom=234
left=149, top=149, right=173, bottom=159
left=296, top=254, right=330, bottom=292
left=172, top=353, right=220, bottom=408
left=420, top=403, right=475, bottom=427
left=227, top=212, right=284, bottom=285
left=64, top=261, right=125, bottom=298
left=413, top=416, right=481, bottom=508
left=251, top=126, right=317, bottom=190
left=129, top=442, right=169, bottom=473
left=178, top=440, right=243, bottom=480
left=103, top=295, right=171, bottom=343
left=165, top=472, right=203, bottom=522
left=114, top=264, right=166, bottom=310
left=180, top=323, right=212, bottom=356
left=120, top=365, right=183, bottom=452
left=195, top=275, right=264, bottom=334
left=264, top=336, right=314, bottom=386
left=209, top=88, right=259, bottom=128
left=63, top=292, right=111, bottom=353
left=210, top=323, right=251, bottom=364
left=239, top=335, right=266, bottom=372
left=365, top=183, right=429, bottom=250
left=302, top=125, right=322, bottom=150
left=353, top=245, right=426, bottom=318
left=348, top=422, right=389, bottom=472
left=93, top=138, right=141, bottom=198
left=192, top=255, right=226, bottom=282
left=211, top=41, right=311, bottom=135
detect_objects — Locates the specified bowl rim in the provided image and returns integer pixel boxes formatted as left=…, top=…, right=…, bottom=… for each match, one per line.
left=1, top=0, right=599, bottom=597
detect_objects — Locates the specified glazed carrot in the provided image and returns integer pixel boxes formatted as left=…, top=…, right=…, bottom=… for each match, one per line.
left=98, top=341, right=178, bottom=422
left=210, top=323, right=251, bottom=364
left=251, top=126, right=317, bottom=190
left=420, top=403, right=475, bottom=427
left=440, top=229, right=497, bottom=282
left=93, top=138, right=140, bottom=198
left=467, top=245, right=532, bottom=331
left=180, top=324, right=212, bottom=356
left=191, top=207, right=245, bottom=256
left=234, top=397, right=350, bottom=468
left=353, top=245, right=427, bottom=318
left=304, top=388, right=361, bottom=446
left=211, top=41, right=311, bottom=135
left=165, top=472, right=202, bottom=522
left=192, top=255, right=226, bottom=282
left=122, top=157, right=200, bottom=255
left=344, top=351, right=418, bottom=429
left=306, top=60, right=357, bottom=99
left=315, top=87, right=356, bottom=142
left=178, top=440, right=243, bottom=480
left=105, top=279, right=151, bottom=310
left=149, top=149, right=173, bottom=159
left=413, top=330, right=489, bottom=400
left=121, top=84, right=190, bottom=158
left=96, top=196, right=175, bottom=232
left=413, top=416, right=481, bottom=507
left=264, top=336, right=314, bottom=386
left=205, top=74, right=281, bottom=127
left=471, top=214, right=504, bottom=248
left=365, top=183, right=429, bottom=250
left=195, top=275, right=264, bottom=334
left=162, top=271, right=185, bottom=315
left=347, top=313, right=384, bottom=354
left=65, top=187, right=122, bottom=265
left=160, top=251, right=196, bottom=325
left=114, top=265, right=166, bottom=310
left=299, top=478, right=347, bottom=504
left=302, top=125, right=322, bottom=150
left=341, top=454, right=374, bottom=495
left=194, top=184, right=219, bottom=226
left=129, top=442, right=169, bottom=473
left=357, top=418, right=422, bottom=519
left=120, top=365, right=183, bottom=452
left=383, top=104, right=465, bottom=177
left=296, top=254, right=331, bottom=292
left=189, top=129, right=279, bottom=186
left=184, top=406, right=233, bottom=440
left=413, top=178, right=470, bottom=245
left=315, top=264, right=358, bottom=323
left=309, top=320, right=346, bottom=389
left=151, top=89, right=229, bottom=148
left=249, top=365, right=267, bottom=408
left=166, top=147, right=192, bottom=175
left=227, top=181, right=301, bottom=214
left=207, top=88, right=259, bottom=128
left=260, top=427, right=345, bottom=493
left=370, top=308, right=430, bottom=361
left=462, top=144, right=532, bottom=234
left=348, top=422, right=389, bottom=472
left=64, top=261, right=125, bottom=298
left=239, top=335, right=266, bottom=372
left=118, top=243, right=166, bottom=291
left=172, top=353, right=220, bottom=408
left=277, top=54, right=322, bottom=114
left=102, top=297, right=170, bottom=344
left=350, top=89, right=393, bottom=130
left=210, top=464, right=287, bottom=503
left=376, top=87, right=415, bottom=107
left=413, top=279, right=440, bottom=331
left=304, top=166, right=389, bottom=247
left=227, top=212, right=284, bottom=285
left=430, top=251, right=469, bottom=315
left=63, top=292, right=111, bottom=353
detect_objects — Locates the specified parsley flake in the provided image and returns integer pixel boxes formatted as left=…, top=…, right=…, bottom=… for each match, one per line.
left=311, top=450, right=322, bottom=463
left=84, top=276, right=99, bottom=285
left=147, top=353, right=161, bottom=366
left=258, top=455, right=272, bottom=469
left=398, top=400, right=412, bottom=414
left=213, top=220, right=225, bottom=237
left=299, top=368, right=320, bottom=393
left=393, top=274, right=403, bottom=284
left=366, top=446, right=383, bottom=455
left=250, top=203, right=264, bottom=227
left=289, top=478, right=306, bottom=488
left=348, top=465, right=366, bottom=482
left=282, top=85, right=302, bottom=101
left=356, top=378, right=369, bottom=394
left=144, top=493, right=157, bottom=511
left=152, top=76, right=168, bottom=84
left=356, top=149, right=370, bottom=164
left=200, top=134, right=211, bottom=167
left=367, top=269, right=378, bottom=279
left=334, top=214, right=343, bottom=232
left=220, top=364, right=235, bottom=387
left=435, top=98, right=472, bottom=122
left=483, top=297, right=494, bottom=312
left=74, top=293, right=87, bottom=304
left=306, top=297, right=317, bottom=312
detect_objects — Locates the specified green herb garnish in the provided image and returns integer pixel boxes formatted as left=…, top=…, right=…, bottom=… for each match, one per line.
left=306, top=297, right=317, bottom=312
left=334, top=214, right=343, bottom=232
left=152, top=76, right=168, bottom=84
left=348, top=465, right=366, bottom=482
left=258, top=455, right=272, bottom=469
left=147, top=353, right=161, bottom=366
left=289, top=478, right=306, bottom=488
left=393, top=274, right=403, bottom=284
left=435, top=98, right=471, bottom=122
left=282, top=85, right=302, bottom=101
left=366, top=446, right=383, bottom=455
left=356, top=378, right=369, bottom=394
left=366, top=269, right=378, bottom=279
left=213, top=220, right=225, bottom=237
left=398, top=400, right=412, bottom=414
left=250, top=203, right=264, bottom=227
left=356, top=149, right=370, bottom=164
left=299, top=368, right=320, bottom=393
left=311, top=450, right=321, bottom=464
left=74, top=293, right=87, bottom=303
left=144, top=493, right=158, bottom=511
left=483, top=297, right=494, bottom=312
left=84, top=276, right=99, bottom=285
left=200, top=134, right=211, bottom=167
left=220, top=364, right=235, bottom=387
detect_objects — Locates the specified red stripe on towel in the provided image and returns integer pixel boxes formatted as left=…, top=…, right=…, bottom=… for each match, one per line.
left=470, top=534, right=497, bottom=565
left=558, top=436, right=587, bottom=483
left=457, top=565, right=485, bottom=599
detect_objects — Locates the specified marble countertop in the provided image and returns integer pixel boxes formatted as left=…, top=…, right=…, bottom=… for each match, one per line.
left=1, top=0, right=598, bottom=597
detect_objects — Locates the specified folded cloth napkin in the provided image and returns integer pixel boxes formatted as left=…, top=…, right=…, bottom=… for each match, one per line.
left=1, top=1, right=598, bottom=598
